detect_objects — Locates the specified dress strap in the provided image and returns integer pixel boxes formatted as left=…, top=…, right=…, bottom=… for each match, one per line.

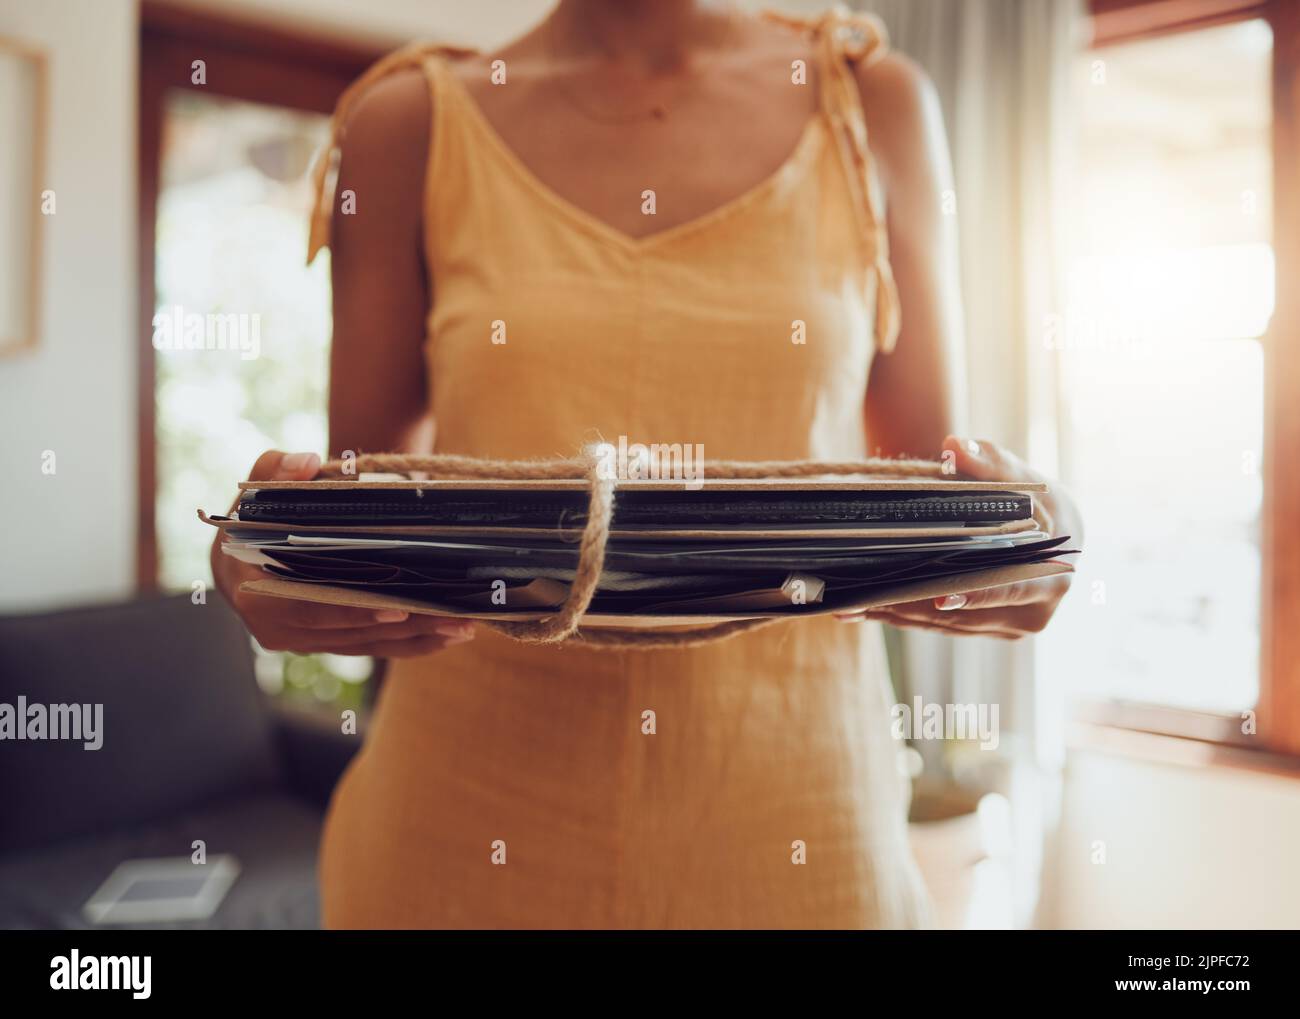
left=307, top=41, right=478, bottom=265
left=764, top=6, right=901, bottom=353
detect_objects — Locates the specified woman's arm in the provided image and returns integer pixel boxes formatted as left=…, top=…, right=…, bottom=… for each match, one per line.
left=846, top=54, right=1082, bottom=638
left=328, top=68, right=434, bottom=458
left=859, top=53, right=961, bottom=460
left=210, top=69, right=475, bottom=656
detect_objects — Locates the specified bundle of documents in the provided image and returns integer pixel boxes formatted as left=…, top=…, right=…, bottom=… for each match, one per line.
left=204, top=477, right=1076, bottom=629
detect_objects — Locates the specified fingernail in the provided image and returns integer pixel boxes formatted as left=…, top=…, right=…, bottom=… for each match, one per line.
left=937, top=594, right=967, bottom=611
left=438, top=624, right=475, bottom=644
left=834, top=614, right=864, bottom=623
left=282, top=452, right=318, bottom=473
left=374, top=609, right=408, bottom=623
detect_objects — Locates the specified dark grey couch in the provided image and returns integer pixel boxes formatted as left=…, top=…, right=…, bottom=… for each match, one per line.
left=0, top=594, right=360, bottom=929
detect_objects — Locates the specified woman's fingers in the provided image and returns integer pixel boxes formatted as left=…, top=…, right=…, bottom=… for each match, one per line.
left=873, top=600, right=1051, bottom=636
left=889, top=600, right=1037, bottom=631
left=252, top=616, right=475, bottom=654
left=310, top=617, right=476, bottom=647
left=840, top=608, right=1024, bottom=640
left=248, top=449, right=321, bottom=482
left=833, top=579, right=1063, bottom=636
left=941, top=435, right=1057, bottom=533
left=826, top=438, right=1075, bottom=640
left=941, top=435, right=1010, bottom=480
left=225, top=449, right=482, bottom=659
left=325, top=634, right=474, bottom=658
left=933, top=575, right=1067, bottom=612
left=219, top=448, right=477, bottom=661
left=236, top=590, right=409, bottom=631
left=220, top=449, right=321, bottom=521
left=940, top=435, right=1047, bottom=486
left=833, top=578, right=1054, bottom=621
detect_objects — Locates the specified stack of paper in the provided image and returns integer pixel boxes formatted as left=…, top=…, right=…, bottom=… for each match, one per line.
left=203, top=477, right=1076, bottom=629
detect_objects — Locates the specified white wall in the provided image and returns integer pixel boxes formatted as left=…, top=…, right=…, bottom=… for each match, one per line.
left=1043, top=747, right=1300, bottom=928
left=0, top=0, right=138, bottom=612
left=163, top=0, right=555, bottom=49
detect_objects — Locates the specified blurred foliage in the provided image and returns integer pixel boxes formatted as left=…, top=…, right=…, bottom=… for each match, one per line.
left=252, top=644, right=371, bottom=712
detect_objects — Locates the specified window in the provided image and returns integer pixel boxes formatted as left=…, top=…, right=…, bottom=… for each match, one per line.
left=139, top=4, right=385, bottom=708
left=155, top=93, right=332, bottom=589
left=1045, top=0, right=1300, bottom=757
left=1042, top=19, right=1272, bottom=714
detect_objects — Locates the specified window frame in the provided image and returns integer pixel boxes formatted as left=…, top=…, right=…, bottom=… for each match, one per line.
left=1074, top=0, right=1300, bottom=761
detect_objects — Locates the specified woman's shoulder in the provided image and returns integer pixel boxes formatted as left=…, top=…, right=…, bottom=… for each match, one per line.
left=339, top=64, right=430, bottom=146
left=323, top=62, right=434, bottom=259
left=334, top=41, right=478, bottom=149
left=853, top=47, right=936, bottom=117
left=852, top=49, right=943, bottom=171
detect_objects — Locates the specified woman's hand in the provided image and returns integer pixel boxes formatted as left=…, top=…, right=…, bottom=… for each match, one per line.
left=834, top=436, right=1082, bottom=640
left=211, top=450, right=476, bottom=657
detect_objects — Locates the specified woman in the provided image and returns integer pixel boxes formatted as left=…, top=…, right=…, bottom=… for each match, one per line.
left=213, top=1, right=1081, bottom=928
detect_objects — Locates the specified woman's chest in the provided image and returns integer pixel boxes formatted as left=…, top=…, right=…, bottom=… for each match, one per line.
left=453, top=66, right=820, bottom=241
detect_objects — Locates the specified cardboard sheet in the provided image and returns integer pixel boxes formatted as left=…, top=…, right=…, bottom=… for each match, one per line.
left=239, top=478, right=1049, bottom=493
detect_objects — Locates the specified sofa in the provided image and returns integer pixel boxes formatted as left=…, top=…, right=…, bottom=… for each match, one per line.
left=0, top=593, right=360, bottom=929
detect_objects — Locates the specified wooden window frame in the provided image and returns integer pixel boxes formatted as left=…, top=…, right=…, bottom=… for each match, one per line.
left=1076, top=0, right=1300, bottom=761
left=136, top=0, right=384, bottom=589
left=1090, top=0, right=1269, bottom=44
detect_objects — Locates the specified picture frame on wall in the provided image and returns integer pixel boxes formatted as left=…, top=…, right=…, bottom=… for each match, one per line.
left=0, top=35, right=47, bottom=356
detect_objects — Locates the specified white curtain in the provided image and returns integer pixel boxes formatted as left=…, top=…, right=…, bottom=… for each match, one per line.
left=804, top=0, right=1082, bottom=926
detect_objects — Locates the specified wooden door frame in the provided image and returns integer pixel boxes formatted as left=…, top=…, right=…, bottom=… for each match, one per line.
left=136, top=0, right=385, bottom=589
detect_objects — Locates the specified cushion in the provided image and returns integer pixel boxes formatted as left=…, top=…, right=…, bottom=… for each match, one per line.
left=0, top=594, right=281, bottom=853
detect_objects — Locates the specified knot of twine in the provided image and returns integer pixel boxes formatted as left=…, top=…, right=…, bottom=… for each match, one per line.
left=316, top=451, right=945, bottom=650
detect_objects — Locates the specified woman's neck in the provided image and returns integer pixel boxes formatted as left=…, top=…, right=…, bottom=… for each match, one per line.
left=547, top=0, right=738, bottom=71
